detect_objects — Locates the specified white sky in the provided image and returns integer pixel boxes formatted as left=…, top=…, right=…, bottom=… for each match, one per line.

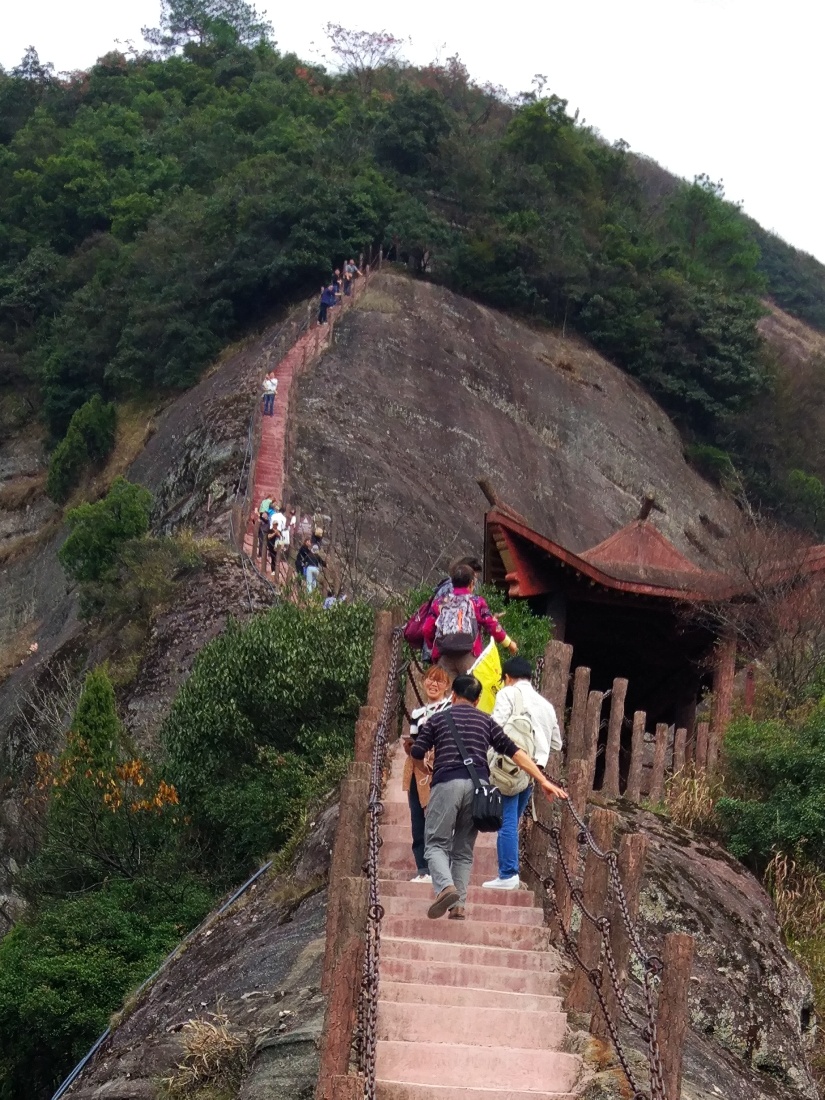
left=3, top=0, right=825, bottom=263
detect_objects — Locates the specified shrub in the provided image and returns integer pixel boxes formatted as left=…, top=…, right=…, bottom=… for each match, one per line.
left=162, top=600, right=374, bottom=878
left=684, top=443, right=736, bottom=488
left=45, top=396, right=117, bottom=503
left=0, top=878, right=212, bottom=1100
left=58, top=477, right=152, bottom=583
left=716, top=708, right=825, bottom=870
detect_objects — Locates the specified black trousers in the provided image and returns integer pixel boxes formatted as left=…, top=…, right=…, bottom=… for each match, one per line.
left=408, top=777, right=428, bottom=875
left=318, top=301, right=328, bottom=324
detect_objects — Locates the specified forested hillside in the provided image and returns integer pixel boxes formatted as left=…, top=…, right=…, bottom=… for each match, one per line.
left=2, top=0, right=825, bottom=521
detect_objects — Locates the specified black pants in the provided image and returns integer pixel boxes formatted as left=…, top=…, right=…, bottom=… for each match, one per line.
left=318, top=301, right=328, bottom=324
left=408, top=777, right=428, bottom=875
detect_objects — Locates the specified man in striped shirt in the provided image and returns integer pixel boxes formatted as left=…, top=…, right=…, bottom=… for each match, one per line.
left=411, top=675, right=567, bottom=919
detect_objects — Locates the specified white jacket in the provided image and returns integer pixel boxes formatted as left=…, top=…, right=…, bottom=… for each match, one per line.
left=491, top=681, right=561, bottom=767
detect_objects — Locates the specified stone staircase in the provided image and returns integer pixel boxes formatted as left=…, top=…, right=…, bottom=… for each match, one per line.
left=375, top=741, right=582, bottom=1100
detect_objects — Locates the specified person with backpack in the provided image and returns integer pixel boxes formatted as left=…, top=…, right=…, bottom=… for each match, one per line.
left=483, top=656, right=562, bottom=890
left=402, top=666, right=452, bottom=882
left=403, top=557, right=482, bottom=661
left=422, top=563, right=517, bottom=680
left=410, top=675, right=567, bottom=920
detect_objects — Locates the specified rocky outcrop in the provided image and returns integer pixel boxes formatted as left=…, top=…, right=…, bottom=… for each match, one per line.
left=557, top=805, right=817, bottom=1100
left=288, top=272, right=741, bottom=591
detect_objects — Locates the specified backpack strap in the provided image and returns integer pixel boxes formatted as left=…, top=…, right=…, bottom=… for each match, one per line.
left=444, top=712, right=487, bottom=789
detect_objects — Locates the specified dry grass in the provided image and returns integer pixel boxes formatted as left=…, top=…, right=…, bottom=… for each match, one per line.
left=163, top=1012, right=250, bottom=1097
left=355, top=289, right=400, bottom=314
left=666, top=768, right=723, bottom=834
left=0, top=473, right=46, bottom=511
left=0, top=621, right=41, bottom=686
left=0, top=530, right=42, bottom=568
left=70, top=397, right=163, bottom=507
left=765, top=854, right=825, bottom=1088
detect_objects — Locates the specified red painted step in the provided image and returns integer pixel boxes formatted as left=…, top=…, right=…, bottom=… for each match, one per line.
left=380, top=880, right=538, bottom=908
left=381, top=957, right=559, bottom=997
left=377, top=1000, right=568, bottom=1050
left=377, top=1085, right=576, bottom=1100
left=380, top=895, right=544, bottom=927
left=382, top=937, right=557, bottom=974
left=382, top=916, right=548, bottom=952
left=375, top=1041, right=580, bottom=1093
left=379, top=980, right=563, bottom=1014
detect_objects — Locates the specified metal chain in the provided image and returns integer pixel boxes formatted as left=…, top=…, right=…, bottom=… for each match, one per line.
left=356, top=625, right=405, bottom=1100
left=528, top=800, right=667, bottom=1100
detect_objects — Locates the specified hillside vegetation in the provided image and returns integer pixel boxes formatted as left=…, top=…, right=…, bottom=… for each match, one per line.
left=2, top=0, right=825, bottom=527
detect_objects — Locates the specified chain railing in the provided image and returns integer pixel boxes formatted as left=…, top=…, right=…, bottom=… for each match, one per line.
left=526, top=800, right=666, bottom=1100
left=354, top=625, right=405, bottom=1100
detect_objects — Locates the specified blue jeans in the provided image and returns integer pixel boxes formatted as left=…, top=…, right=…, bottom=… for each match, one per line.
left=262, top=392, right=275, bottom=415
left=305, top=564, right=320, bottom=592
left=496, top=785, right=532, bottom=878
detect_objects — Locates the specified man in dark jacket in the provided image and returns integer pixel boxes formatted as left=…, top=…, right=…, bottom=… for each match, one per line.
left=411, top=675, right=566, bottom=919
left=318, top=284, right=336, bottom=325
left=296, top=538, right=324, bottom=592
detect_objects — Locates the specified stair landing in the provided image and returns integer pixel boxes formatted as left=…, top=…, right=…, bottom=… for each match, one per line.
left=375, top=741, right=581, bottom=1099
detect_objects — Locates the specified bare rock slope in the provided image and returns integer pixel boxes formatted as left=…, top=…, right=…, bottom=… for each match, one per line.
left=289, top=272, right=740, bottom=588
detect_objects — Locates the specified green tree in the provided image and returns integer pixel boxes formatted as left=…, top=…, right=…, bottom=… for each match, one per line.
left=58, top=477, right=152, bottom=583
left=143, top=0, right=273, bottom=51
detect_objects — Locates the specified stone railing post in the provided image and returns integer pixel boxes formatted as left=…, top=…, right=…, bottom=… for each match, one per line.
left=673, top=727, right=687, bottom=776
left=625, top=711, right=646, bottom=803
left=567, top=665, right=591, bottom=761
left=591, top=831, right=648, bottom=1040
left=695, top=720, right=709, bottom=773
left=658, top=932, right=695, bottom=1100
left=649, top=723, right=668, bottom=804
left=565, top=808, right=618, bottom=1013
left=602, top=677, right=628, bottom=798
left=365, top=610, right=394, bottom=714
left=540, top=639, right=573, bottom=739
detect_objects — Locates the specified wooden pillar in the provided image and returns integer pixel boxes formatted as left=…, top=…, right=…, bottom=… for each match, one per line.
left=327, top=1076, right=366, bottom=1100
left=540, top=640, right=573, bottom=737
left=602, top=678, right=628, bottom=798
left=591, top=832, right=648, bottom=1040
left=321, top=764, right=370, bottom=992
left=317, top=877, right=369, bottom=1094
left=673, top=727, right=687, bottom=776
left=710, top=632, right=736, bottom=767
left=658, top=932, right=695, bottom=1100
left=354, top=704, right=379, bottom=764
left=567, top=666, right=591, bottom=761
left=555, top=690, right=602, bottom=934
left=625, top=711, right=646, bottom=803
left=365, top=610, right=394, bottom=714
left=649, top=723, right=669, bottom=804
left=565, top=809, right=618, bottom=1013
left=695, top=721, right=709, bottom=773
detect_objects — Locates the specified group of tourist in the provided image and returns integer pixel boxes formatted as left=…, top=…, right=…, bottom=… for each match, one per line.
left=257, top=498, right=333, bottom=594
left=403, top=561, right=567, bottom=920
left=318, top=258, right=361, bottom=324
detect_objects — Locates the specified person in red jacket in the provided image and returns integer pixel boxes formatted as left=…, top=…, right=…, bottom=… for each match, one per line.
left=423, top=563, right=517, bottom=680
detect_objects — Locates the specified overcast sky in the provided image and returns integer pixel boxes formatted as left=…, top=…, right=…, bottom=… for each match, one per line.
left=4, top=0, right=824, bottom=263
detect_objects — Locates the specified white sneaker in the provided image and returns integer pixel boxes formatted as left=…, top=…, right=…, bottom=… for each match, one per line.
left=482, top=875, right=520, bottom=890
left=410, top=873, right=432, bottom=883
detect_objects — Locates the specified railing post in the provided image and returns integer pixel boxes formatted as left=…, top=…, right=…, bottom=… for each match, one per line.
left=625, top=711, right=646, bottom=802
left=565, top=808, right=618, bottom=1013
left=602, top=677, right=628, bottom=798
left=658, top=932, right=695, bottom=1100
left=673, top=727, right=687, bottom=776
left=649, top=722, right=669, bottom=804
left=540, top=639, right=573, bottom=738
left=354, top=705, right=379, bottom=763
left=591, top=831, right=649, bottom=1040
left=567, top=665, right=591, bottom=760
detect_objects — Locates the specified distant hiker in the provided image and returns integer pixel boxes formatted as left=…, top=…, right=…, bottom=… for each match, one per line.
left=345, top=258, right=361, bottom=279
left=403, top=666, right=452, bottom=882
left=404, top=557, right=483, bottom=661
left=318, top=285, right=336, bottom=325
left=343, top=270, right=353, bottom=296
left=256, top=508, right=270, bottom=560
left=297, top=513, right=313, bottom=542
left=483, top=656, right=561, bottom=891
left=411, top=675, right=566, bottom=919
left=332, top=269, right=342, bottom=296
left=296, top=537, right=324, bottom=592
left=287, top=508, right=297, bottom=540
left=262, top=373, right=277, bottom=416
left=422, top=563, right=517, bottom=680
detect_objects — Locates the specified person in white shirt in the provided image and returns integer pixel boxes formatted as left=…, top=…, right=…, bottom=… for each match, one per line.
left=262, top=374, right=278, bottom=416
left=483, top=656, right=562, bottom=890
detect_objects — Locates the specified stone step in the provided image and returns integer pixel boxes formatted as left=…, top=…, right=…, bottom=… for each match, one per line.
left=380, top=879, right=538, bottom=908
left=378, top=1000, right=567, bottom=1051
left=376, top=1041, right=580, bottom=1093
left=382, top=957, right=558, bottom=997
left=378, top=980, right=563, bottom=1014
left=383, top=937, right=556, bottom=974
left=380, top=895, right=544, bottom=927
left=381, top=823, right=498, bottom=849
left=378, top=1084, right=576, bottom=1100
left=381, top=865, right=509, bottom=887
left=381, top=841, right=499, bottom=877
left=383, top=917, right=547, bottom=952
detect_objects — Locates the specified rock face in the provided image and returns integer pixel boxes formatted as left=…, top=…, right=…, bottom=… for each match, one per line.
left=289, top=272, right=739, bottom=591
left=546, top=805, right=818, bottom=1100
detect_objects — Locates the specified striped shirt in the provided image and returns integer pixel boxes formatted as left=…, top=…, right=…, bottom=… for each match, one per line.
left=410, top=703, right=519, bottom=787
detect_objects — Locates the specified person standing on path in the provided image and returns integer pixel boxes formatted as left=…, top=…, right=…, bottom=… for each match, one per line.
left=318, top=284, right=335, bottom=325
left=262, top=373, right=277, bottom=415
left=403, top=666, right=452, bottom=882
left=411, top=675, right=567, bottom=920
left=483, top=656, right=561, bottom=891
left=423, top=563, right=517, bottom=681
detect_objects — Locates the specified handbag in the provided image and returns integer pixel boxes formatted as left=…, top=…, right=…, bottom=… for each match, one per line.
left=444, top=712, right=503, bottom=833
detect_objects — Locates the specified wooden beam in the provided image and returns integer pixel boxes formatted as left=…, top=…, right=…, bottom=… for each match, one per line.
left=625, top=711, right=646, bottom=803
left=657, top=932, right=695, bottom=1100
left=602, top=678, right=628, bottom=798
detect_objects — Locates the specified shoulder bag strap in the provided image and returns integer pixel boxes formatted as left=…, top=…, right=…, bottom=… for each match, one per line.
left=444, top=711, right=486, bottom=789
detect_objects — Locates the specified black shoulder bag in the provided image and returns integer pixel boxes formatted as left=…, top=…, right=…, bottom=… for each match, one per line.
left=444, top=712, right=503, bottom=833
